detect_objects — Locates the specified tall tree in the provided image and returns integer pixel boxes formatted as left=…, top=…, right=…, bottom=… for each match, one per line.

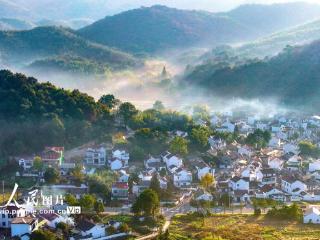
left=200, top=173, right=215, bottom=190
left=132, top=189, right=160, bottom=217
left=98, top=94, right=120, bottom=109
left=118, top=102, right=138, bottom=126
left=169, top=136, right=188, bottom=156
left=150, top=174, right=161, bottom=196
left=33, top=156, right=43, bottom=171
left=44, top=167, right=60, bottom=184
left=153, top=100, right=165, bottom=111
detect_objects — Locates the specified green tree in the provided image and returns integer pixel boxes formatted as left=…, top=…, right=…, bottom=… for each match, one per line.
left=129, top=145, right=145, bottom=162
left=94, top=201, right=105, bottom=214
left=190, top=126, right=211, bottom=150
left=246, top=129, right=271, bottom=149
left=150, top=174, right=161, bottom=196
left=153, top=100, right=165, bottom=111
left=118, top=102, right=138, bottom=125
left=64, top=194, right=78, bottom=206
left=70, top=165, right=85, bottom=185
left=30, top=230, right=56, bottom=240
left=44, top=167, right=60, bottom=184
left=200, top=173, right=215, bottom=190
left=299, top=141, right=320, bottom=158
left=132, top=189, right=160, bottom=217
left=79, top=194, right=96, bottom=212
left=33, top=156, right=43, bottom=171
left=99, top=94, right=120, bottom=109
left=169, top=136, right=188, bottom=156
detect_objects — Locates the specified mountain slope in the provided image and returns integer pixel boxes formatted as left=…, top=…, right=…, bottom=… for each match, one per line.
left=238, top=18, right=320, bottom=58
left=78, top=5, right=255, bottom=53
left=78, top=3, right=320, bottom=54
left=222, top=2, right=320, bottom=37
left=184, top=40, right=320, bottom=109
left=0, top=26, right=140, bottom=72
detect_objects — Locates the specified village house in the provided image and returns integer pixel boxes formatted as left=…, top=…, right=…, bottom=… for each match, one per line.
left=112, top=150, right=129, bottom=162
left=309, top=160, right=320, bottom=172
left=173, top=168, right=192, bottom=188
left=194, top=189, right=213, bottom=201
left=111, top=182, right=129, bottom=200
left=144, top=156, right=166, bottom=171
left=11, top=215, right=39, bottom=240
left=74, top=219, right=106, bottom=239
left=267, top=157, right=284, bottom=170
left=162, top=152, right=183, bottom=171
left=283, top=143, right=299, bottom=155
left=41, top=213, right=74, bottom=229
left=194, top=161, right=215, bottom=180
left=261, top=168, right=277, bottom=186
left=208, top=136, right=226, bottom=150
left=303, top=207, right=320, bottom=224
left=268, top=136, right=281, bottom=148
left=118, top=170, right=130, bottom=182
left=256, top=185, right=284, bottom=201
left=18, top=158, right=34, bottom=170
left=0, top=204, right=26, bottom=229
left=41, top=146, right=64, bottom=167
left=229, top=176, right=249, bottom=191
left=85, top=147, right=107, bottom=166
left=281, top=175, right=307, bottom=195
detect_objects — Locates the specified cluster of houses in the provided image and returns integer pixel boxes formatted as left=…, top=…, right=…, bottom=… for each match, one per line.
left=12, top=112, right=320, bottom=234
left=208, top=113, right=320, bottom=223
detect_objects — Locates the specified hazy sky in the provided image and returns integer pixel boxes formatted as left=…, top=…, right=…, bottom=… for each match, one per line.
left=106, top=0, right=320, bottom=13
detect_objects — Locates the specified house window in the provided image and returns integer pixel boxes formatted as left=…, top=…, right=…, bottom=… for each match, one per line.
left=2, top=222, right=5, bottom=226
left=1, top=214, right=4, bottom=218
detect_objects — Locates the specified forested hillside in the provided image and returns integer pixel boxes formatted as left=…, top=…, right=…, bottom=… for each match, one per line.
left=0, top=26, right=140, bottom=73
left=184, top=40, right=320, bottom=109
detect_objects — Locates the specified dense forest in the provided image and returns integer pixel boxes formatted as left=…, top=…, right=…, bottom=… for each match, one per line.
left=185, top=39, right=320, bottom=110
left=0, top=70, right=198, bottom=161
left=0, top=26, right=141, bottom=73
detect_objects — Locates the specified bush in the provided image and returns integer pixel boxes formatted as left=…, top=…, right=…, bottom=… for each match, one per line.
left=266, top=204, right=302, bottom=221
left=254, top=208, right=261, bottom=216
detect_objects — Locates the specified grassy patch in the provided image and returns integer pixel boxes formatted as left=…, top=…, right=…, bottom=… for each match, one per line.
left=168, top=213, right=320, bottom=240
left=102, top=214, right=164, bottom=236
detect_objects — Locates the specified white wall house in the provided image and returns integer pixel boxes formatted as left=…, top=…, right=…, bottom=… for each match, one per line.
left=281, top=177, right=307, bottom=195
left=309, top=160, right=320, bottom=172
left=268, top=136, right=281, bottom=148
left=196, top=164, right=215, bottom=180
left=85, top=147, right=106, bottom=166
left=11, top=216, right=39, bottom=240
left=112, top=150, right=129, bottom=162
left=283, top=143, right=299, bottom=155
left=163, top=152, right=183, bottom=170
left=229, top=177, right=249, bottom=191
left=303, top=207, right=320, bottom=224
left=267, top=158, right=284, bottom=170
left=77, top=219, right=106, bottom=238
left=0, top=204, right=26, bottom=228
left=173, top=169, right=192, bottom=188
left=110, top=159, right=125, bottom=171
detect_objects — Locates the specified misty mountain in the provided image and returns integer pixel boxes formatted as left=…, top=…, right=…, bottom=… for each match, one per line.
left=78, top=3, right=320, bottom=54
left=78, top=5, right=256, bottom=54
left=184, top=40, right=320, bottom=110
left=0, top=26, right=140, bottom=73
left=237, top=18, right=320, bottom=59
left=0, top=18, right=35, bottom=31
left=221, top=2, right=320, bottom=37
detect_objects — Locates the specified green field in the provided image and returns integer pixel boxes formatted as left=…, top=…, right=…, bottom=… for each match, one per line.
left=168, top=213, right=320, bottom=240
